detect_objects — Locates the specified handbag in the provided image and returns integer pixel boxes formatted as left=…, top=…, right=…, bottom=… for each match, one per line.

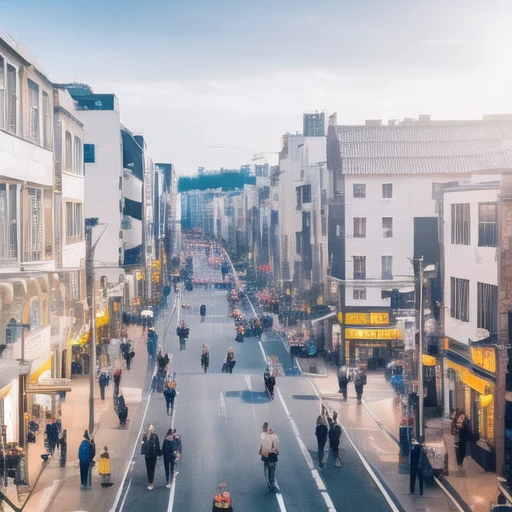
left=268, top=452, right=278, bottom=463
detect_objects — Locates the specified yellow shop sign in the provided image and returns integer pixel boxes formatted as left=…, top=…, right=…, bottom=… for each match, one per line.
left=471, top=347, right=496, bottom=373
left=345, top=328, right=399, bottom=340
left=345, top=312, right=389, bottom=325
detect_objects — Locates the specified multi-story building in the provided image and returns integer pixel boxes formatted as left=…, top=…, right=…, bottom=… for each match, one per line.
left=0, top=33, right=62, bottom=445
left=325, top=114, right=512, bottom=368
left=438, top=177, right=500, bottom=472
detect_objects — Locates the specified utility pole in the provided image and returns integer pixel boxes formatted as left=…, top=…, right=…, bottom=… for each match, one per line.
left=85, top=218, right=106, bottom=435
left=418, top=257, right=424, bottom=441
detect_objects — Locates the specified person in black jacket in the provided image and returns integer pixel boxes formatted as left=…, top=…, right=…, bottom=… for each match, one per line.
left=162, top=428, right=178, bottom=487
left=141, top=425, right=161, bottom=490
left=201, top=345, right=210, bottom=373
left=410, top=438, right=425, bottom=495
left=315, top=407, right=328, bottom=468
left=326, top=408, right=342, bottom=466
left=338, top=367, right=349, bottom=402
left=99, top=372, right=109, bottom=401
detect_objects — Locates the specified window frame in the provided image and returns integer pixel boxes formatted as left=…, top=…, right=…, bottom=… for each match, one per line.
left=65, top=131, right=73, bottom=171
left=6, top=62, right=18, bottom=135
left=382, top=217, right=393, bottom=238
left=381, top=255, right=393, bottom=280
left=450, top=276, right=470, bottom=322
left=27, top=78, right=40, bottom=144
left=65, top=201, right=84, bottom=243
left=353, top=183, right=366, bottom=198
left=478, top=202, right=497, bottom=248
left=353, top=255, right=366, bottom=280
left=74, top=135, right=83, bottom=174
left=382, top=183, right=393, bottom=199
left=451, top=203, right=471, bottom=245
left=353, top=217, right=366, bottom=238
left=477, top=282, right=498, bottom=334
left=353, top=287, right=367, bottom=300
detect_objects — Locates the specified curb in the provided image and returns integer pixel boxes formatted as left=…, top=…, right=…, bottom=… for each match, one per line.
left=302, top=372, right=329, bottom=378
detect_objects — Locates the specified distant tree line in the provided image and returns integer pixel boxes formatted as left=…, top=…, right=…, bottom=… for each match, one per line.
left=178, top=172, right=256, bottom=192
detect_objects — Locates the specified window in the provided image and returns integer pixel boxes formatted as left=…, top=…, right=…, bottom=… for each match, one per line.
left=382, top=256, right=393, bottom=279
left=0, top=56, right=5, bottom=130
left=0, top=183, right=18, bottom=265
left=65, top=131, right=72, bottom=170
left=6, top=64, right=17, bottom=134
left=66, top=202, right=84, bottom=242
left=74, top=136, right=83, bottom=174
left=477, top=282, right=498, bottom=334
left=451, top=203, right=470, bottom=245
left=450, top=277, right=469, bottom=322
left=28, top=79, right=40, bottom=144
left=353, top=217, right=366, bottom=238
left=353, top=287, right=367, bottom=300
left=353, top=256, right=366, bottom=279
left=302, top=184, right=312, bottom=203
left=295, top=232, right=302, bottom=255
left=42, top=91, right=51, bottom=148
left=382, top=217, right=393, bottom=238
left=478, top=202, right=497, bottom=247
left=382, top=183, right=393, bottom=198
left=353, top=184, right=366, bottom=198
left=23, top=187, right=43, bottom=261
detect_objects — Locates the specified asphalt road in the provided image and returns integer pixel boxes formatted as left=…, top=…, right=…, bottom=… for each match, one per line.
left=115, top=255, right=395, bottom=512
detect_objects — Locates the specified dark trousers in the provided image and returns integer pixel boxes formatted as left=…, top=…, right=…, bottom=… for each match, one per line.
left=355, top=386, right=363, bottom=402
left=339, top=385, right=347, bottom=401
left=166, top=399, right=174, bottom=414
left=318, top=439, right=327, bottom=464
left=100, top=385, right=106, bottom=401
left=455, top=442, right=466, bottom=466
left=145, top=456, right=157, bottom=484
left=410, top=465, right=423, bottom=494
left=79, top=461, right=90, bottom=486
left=164, top=456, right=175, bottom=483
left=330, top=440, right=340, bottom=460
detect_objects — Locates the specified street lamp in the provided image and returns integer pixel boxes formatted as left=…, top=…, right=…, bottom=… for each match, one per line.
left=85, top=218, right=107, bottom=435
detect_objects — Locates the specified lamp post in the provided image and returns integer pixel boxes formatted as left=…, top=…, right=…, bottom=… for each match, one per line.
left=85, top=218, right=106, bottom=435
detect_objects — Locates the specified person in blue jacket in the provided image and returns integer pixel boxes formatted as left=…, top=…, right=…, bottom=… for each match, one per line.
left=78, top=430, right=94, bottom=487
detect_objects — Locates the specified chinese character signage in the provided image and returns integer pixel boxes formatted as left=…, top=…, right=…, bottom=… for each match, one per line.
left=345, top=312, right=389, bottom=325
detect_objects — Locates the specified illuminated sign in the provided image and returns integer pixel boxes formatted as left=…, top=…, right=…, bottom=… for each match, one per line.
left=447, top=360, right=487, bottom=394
left=471, top=347, right=496, bottom=373
left=345, top=328, right=399, bottom=340
left=345, top=312, right=389, bottom=325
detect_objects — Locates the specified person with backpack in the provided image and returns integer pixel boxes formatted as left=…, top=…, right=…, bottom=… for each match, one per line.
left=117, top=394, right=128, bottom=426
left=354, top=369, right=367, bottom=404
left=315, top=406, right=328, bottom=468
left=410, top=437, right=429, bottom=495
left=78, top=430, right=94, bottom=488
left=45, top=413, right=59, bottom=457
left=164, top=381, right=177, bottom=416
left=337, top=367, right=349, bottom=402
left=141, top=425, right=162, bottom=490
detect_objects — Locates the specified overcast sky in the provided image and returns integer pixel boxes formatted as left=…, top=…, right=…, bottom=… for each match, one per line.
left=2, top=0, right=512, bottom=174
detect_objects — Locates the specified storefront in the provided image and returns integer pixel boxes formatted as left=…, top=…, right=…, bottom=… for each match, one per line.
left=445, top=340, right=496, bottom=471
left=342, top=311, right=398, bottom=368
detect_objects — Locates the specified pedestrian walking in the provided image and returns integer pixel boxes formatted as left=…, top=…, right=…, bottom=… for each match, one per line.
left=172, top=428, right=182, bottom=477
left=164, top=381, right=177, bottom=416
left=99, top=372, right=109, bottom=401
left=337, top=367, right=349, bottom=402
left=354, top=369, right=367, bottom=404
left=226, top=347, right=236, bottom=374
left=451, top=411, right=477, bottom=468
left=326, top=409, right=342, bottom=466
left=78, top=430, right=94, bottom=488
left=45, top=413, right=59, bottom=456
left=263, top=367, right=276, bottom=399
left=117, top=394, right=128, bottom=426
left=259, top=427, right=280, bottom=493
left=141, top=425, right=161, bottom=490
left=147, top=328, right=158, bottom=358
left=113, top=369, right=122, bottom=400
left=99, top=446, right=113, bottom=487
left=162, top=429, right=178, bottom=487
left=410, top=438, right=425, bottom=495
left=121, top=338, right=134, bottom=370
left=315, top=406, right=328, bottom=468
left=201, top=344, right=210, bottom=373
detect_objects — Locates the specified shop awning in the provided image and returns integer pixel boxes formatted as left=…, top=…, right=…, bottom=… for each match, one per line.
left=0, top=383, right=12, bottom=399
left=311, top=311, right=337, bottom=324
left=30, top=357, right=52, bottom=384
left=447, top=359, right=489, bottom=395
left=96, top=309, right=109, bottom=328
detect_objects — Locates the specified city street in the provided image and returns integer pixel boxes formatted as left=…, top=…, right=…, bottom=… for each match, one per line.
left=113, top=255, right=396, bottom=512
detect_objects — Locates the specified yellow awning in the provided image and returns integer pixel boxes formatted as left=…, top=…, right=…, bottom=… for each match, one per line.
left=0, top=383, right=12, bottom=398
left=422, top=354, right=437, bottom=367
left=30, top=357, right=52, bottom=384
left=447, top=360, right=488, bottom=394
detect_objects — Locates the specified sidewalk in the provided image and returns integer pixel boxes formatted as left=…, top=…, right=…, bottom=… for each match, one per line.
left=300, top=356, right=500, bottom=512
left=21, top=322, right=153, bottom=512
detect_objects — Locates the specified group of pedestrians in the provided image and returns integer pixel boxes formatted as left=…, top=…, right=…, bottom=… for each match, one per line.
left=315, top=405, right=342, bottom=468
left=337, top=366, right=367, bottom=404
left=141, top=424, right=182, bottom=490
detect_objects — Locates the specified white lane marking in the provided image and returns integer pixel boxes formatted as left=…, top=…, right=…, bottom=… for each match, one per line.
left=245, top=374, right=252, bottom=391
left=112, top=386, right=153, bottom=512
left=219, top=391, right=227, bottom=418
left=167, top=393, right=179, bottom=512
left=276, top=492, right=287, bottom=512
left=112, top=299, right=178, bottom=512
left=119, top=478, right=132, bottom=511
left=258, top=340, right=267, bottom=362
left=433, top=476, right=465, bottom=512
left=259, top=342, right=335, bottom=512
left=341, top=426, right=400, bottom=512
